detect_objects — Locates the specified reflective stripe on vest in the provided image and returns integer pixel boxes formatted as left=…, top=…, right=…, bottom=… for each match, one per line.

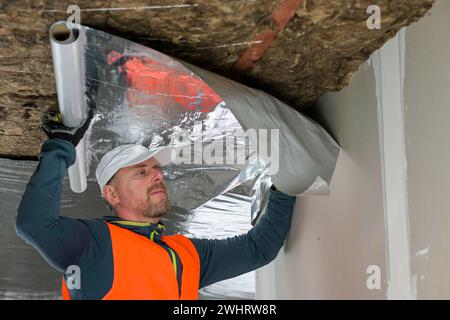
left=62, top=222, right=200, bottom=300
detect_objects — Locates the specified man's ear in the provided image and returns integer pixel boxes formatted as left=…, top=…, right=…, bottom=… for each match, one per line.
left=103, top=185, right=120, bottom=206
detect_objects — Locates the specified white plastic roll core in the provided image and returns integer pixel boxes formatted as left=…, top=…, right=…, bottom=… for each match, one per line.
left=49, top=21, right=88, bottom=193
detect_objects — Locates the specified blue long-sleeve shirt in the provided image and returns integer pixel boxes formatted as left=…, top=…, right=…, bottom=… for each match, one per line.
left=16, top=138, right=296, bottom=299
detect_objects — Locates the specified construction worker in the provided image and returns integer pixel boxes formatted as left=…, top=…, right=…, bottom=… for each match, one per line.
left=15, top=110, right=296, bottom=300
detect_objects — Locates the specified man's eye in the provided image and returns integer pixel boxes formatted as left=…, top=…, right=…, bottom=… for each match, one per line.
left=138, top=170, right=146, bottom=175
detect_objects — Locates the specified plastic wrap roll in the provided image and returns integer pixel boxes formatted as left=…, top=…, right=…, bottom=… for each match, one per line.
left=49, top=21, right=88, bottom=193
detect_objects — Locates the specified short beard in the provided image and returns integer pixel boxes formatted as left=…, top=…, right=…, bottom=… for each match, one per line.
left=142, top=183, right=171, bottom=219
left=143, top=197, right=171, bottom=218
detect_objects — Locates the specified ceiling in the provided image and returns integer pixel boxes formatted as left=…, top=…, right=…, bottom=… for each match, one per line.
left=0, top=0, right=434, bottom=157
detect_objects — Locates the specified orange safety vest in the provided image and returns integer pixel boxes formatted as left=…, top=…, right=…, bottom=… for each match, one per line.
left=62, top=222, right=200, bottom=300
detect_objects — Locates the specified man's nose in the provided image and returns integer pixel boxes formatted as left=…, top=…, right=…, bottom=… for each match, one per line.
left=150, top=168, right=164, bottom=184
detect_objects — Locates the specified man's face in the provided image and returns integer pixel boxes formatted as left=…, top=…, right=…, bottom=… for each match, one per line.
left=103, top=157, right=171, bottom=220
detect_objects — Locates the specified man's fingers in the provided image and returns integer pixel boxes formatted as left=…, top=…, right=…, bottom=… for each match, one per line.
left=41, top=123, right=50, bottom=134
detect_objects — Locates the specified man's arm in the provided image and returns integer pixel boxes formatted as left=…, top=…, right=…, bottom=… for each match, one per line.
left=190, top=187, right=296, bottom=288
left=15, top=138, right=107, bottom=273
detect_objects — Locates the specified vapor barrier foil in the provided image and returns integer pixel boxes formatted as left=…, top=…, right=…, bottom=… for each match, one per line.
left=49, top=21, right=340, bottom=222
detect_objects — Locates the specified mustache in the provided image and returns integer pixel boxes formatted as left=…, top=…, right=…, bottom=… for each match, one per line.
left=148, top=182, right=167, bottom=194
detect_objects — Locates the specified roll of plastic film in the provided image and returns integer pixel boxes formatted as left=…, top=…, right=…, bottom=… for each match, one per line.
left=49, top=21, right=88, bottom=193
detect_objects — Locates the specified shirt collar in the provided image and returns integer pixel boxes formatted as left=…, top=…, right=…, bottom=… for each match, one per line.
left=102, top=215, right=166, bottom=241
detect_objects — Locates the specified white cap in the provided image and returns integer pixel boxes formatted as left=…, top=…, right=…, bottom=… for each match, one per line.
left=95, top=144, right=176, bottom=193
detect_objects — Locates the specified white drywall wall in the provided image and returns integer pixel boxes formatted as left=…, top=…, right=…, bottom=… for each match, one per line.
left=403, top=0, right=450, bottom=299
left=256, top=59, right=388, bottom=299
